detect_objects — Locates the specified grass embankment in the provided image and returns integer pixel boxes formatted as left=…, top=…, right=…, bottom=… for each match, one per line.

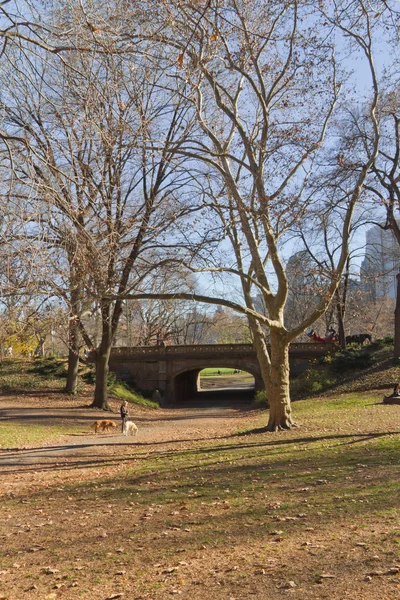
left=1, top=392, right=400, bottom=599
left=0, top=358, right=156, bottom=448
left=0, top=357, right=68, bottom=392
left=108, top=380, right=158, bottom=408
left=292, top=341, right=400, bottom=398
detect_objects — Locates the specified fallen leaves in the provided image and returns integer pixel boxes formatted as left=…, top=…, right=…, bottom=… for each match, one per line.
left=278, top=580, right=296, bottom=589
left=41, top=566, right=60, bottom=574
left=316, top=573, right=336, bottom=583
left=367, top=567, right=400, bottom=577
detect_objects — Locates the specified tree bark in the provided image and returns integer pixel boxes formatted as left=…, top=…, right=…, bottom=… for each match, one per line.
left=266, top=332, right=294, bottom=431
left=251, top=324, right=294, bottom=431
left=65, top=315, right=80, bottom=394
left=65, top=347, right=79, bottom=394
left=92, top=349, right=112, bottom=410
left=91, top=301, right=113, bottom=411
left=394, top=273, right=400, bottom=360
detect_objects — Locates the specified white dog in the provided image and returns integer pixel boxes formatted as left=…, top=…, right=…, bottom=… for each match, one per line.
left=123, top=420, right=138, bottom=436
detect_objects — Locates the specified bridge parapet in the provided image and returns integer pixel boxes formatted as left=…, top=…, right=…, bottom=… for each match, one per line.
left=111, top=342, right=334, bottom=358
left=108, top=342, right=334, bottom=402
left=111, top=343, right=255, bottom=356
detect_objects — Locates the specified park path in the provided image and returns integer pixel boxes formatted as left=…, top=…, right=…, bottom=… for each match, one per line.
left=0, top=389, right=258, bottom=468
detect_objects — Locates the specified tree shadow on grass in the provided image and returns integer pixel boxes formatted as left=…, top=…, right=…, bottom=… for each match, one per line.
left=1, top=428, right=399, bottom=477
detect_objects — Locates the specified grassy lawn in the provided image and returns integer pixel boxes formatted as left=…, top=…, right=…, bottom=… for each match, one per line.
left=1, top=387, right=400, bottom=599
left=0, top=358, right=68, bottom=392
left=200, top=367, right=239, bottom=375
left=0, top=422, right=83, bottom=449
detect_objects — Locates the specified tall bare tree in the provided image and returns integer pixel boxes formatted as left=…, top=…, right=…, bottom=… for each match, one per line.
left=0, top=33, right=200, bottom=408
left=117, top=0, right=383, bottom=430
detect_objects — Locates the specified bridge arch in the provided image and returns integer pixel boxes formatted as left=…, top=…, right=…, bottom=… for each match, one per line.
left=168, top=362, right=262, bottom=404
left=107, top=343, right=333, bottom=404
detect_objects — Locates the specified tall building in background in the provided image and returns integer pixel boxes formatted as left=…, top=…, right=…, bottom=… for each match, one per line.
left=284, top=250, right=320, bottom=329
left=360, top=225, right=400, bottom=300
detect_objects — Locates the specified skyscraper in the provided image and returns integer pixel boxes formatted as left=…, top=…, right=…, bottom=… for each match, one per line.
left=360, top=225, right=400, bottom=300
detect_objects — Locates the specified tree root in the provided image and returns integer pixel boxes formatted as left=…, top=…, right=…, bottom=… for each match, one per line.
left=89, top=401, right=113, bottom=412
left=265, top=419, right=297, bottom=432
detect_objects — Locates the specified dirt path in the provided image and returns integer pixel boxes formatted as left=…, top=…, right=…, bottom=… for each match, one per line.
left=0, top=391, right=259, bottom=468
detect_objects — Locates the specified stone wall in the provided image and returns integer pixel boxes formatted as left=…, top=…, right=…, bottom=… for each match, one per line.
left=108, top=343, right=332, bottom=402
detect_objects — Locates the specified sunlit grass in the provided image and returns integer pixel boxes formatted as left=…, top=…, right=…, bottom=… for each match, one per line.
left=110, top=381, right=158, bottom=408
left=200, top=367, right=239, bottom=375
left=0, top=421, right=82, bottom=449
left=0, top=358, right=67, bottom=391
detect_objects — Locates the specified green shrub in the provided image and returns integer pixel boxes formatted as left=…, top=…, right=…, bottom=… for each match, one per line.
left=82, top=366, right=117, bottom=386
left=28, top=358, right=67, bottom=378
left=318, top=352, right=333, bottom=365
left=253, top=390, right=269, bottom=408
left=291, top=369, right=337, bottom=397
left=331, top=348, right=373, bottom=371
left=370, top=338, right=388, bottom=349
left=82, top=368, right=95, bottom=384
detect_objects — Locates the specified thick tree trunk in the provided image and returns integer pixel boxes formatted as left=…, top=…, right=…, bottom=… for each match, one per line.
left=92, top=349, right=112, bottom=410
left=266, top=332, right=294, bottom=431
left=91, top=301, right=113, bottom=411
left=394, top=273, right=400, bottom=360
left=251, top=324, right=294, bottom=431
left=65, top=317, right=80, bottom=394
left=65, top=347, right=79, bottom=394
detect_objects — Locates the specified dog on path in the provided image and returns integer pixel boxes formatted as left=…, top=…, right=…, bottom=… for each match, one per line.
left=123, top=421, right=138, bottom=436
left=90, top=420, right=117, bottom=434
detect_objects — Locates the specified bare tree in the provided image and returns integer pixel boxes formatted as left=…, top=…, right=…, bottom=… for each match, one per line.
left=116, top=0, right=383, bottom=430
left=332, top=73, right=400, bottom=352
left=120, top=269, right=209, bottom=346
left=0, top=36, right=200, bottom=408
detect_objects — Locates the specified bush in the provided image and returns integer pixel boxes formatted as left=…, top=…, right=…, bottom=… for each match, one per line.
left=82, top=368, right=95, bottom=384
left=370, top=337, right=393, bottom=349
left=28, top=358, right=67, bottom=378
left=81, top=368, right=117, bottom=387
left=291, top=369, right=337, bottom=397
left=253, top=390, right=269, bottom=408
left=318, top=352, right=333, bottom=365
left=330, top=348, right=373, bottom=371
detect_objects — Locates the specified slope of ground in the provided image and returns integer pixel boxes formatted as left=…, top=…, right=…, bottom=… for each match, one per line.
left=0, top=357, right=399, bottom=600
left=293, top=343, right=400, bottom=399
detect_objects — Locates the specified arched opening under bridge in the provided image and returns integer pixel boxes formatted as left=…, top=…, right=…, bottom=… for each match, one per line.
left=172, top=366, right=257, bottom=407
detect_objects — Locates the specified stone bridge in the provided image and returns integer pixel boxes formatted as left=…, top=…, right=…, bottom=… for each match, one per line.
left=109, top=343, right=332, bottom=403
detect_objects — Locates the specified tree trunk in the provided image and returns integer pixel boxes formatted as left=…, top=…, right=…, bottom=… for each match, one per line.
left=266, top=332, right=294, bottom=431
left=65, top=317, right=80, bottom=394
left=92, top=349, right=112, bottom=410
left=251, top=323, right=294, bottom=431
left=337, top=306, right=346, bottom=350
left=91, top=301, right=113, bottom=411
left=394, top=273, right=400, bottom=360
left=65, top=347, right=79, bottom=394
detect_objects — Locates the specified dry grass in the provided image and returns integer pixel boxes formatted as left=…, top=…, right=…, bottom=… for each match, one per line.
left=0, top=390, right=399, bottom=599
left=0, top=357, right=400, bottom=599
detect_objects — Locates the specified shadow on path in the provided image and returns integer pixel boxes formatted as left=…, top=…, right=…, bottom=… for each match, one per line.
left=2, top=428, right=399, bottom=476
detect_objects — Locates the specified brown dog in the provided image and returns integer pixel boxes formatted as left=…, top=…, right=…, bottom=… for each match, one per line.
left=90, top=420, right=117, bottom=434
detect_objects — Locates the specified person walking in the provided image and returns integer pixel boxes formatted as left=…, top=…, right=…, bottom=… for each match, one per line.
left=120, top=400, right=129, bottom=434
